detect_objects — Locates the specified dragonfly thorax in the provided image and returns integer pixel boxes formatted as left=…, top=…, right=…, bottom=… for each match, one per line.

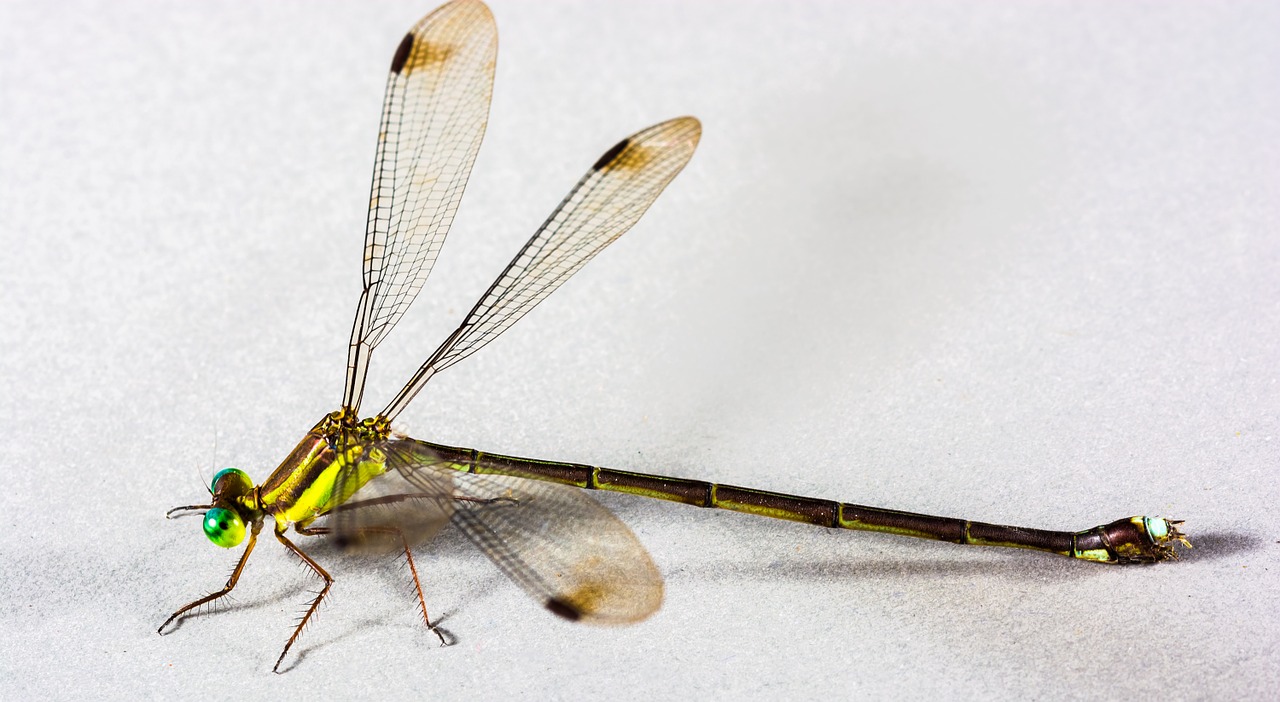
left=321, top=408, right=392, bottom=440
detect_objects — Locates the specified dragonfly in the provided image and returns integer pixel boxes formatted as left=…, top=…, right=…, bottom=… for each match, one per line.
left=160, top=0, right=1190, bottom=673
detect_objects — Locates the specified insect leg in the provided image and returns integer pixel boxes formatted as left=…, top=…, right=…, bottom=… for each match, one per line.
left=297, top=524, right=448, bottom=646
left=157, top=518, right=262, bottom=633
left=272, top=526, right=334, bottom=673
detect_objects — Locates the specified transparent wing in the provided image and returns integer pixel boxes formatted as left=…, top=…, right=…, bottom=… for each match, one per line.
left=379, top=437, right=664, bottom=624
left=342, top=0, right=498, bottom=413
left=320, top=440, right=456, bottom=552
left=380, top=116, right=702, bottom=420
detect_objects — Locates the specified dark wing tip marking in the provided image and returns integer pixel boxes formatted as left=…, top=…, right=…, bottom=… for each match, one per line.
left=391, top=32, right=415, bottom=74
left=592, top=138, right=632, bottom=172
left=545, top=598, right=584, bottom=621
left=393, top=38, right=456, bottom=76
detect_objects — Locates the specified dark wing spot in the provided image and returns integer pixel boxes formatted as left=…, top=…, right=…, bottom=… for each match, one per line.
left=592, top=138, right=631, bottom=172
left=545, top=598, right=583, bottom=621
left=390, top=33, right=415, bottom=74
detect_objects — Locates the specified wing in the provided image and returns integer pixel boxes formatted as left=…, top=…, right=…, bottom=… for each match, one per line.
left=318, top=440, right=456, bottom=552
left=342, top=0, right=498, bottom=413
left=379, top=116, right=702, bottom=420
left=378, top=437, right=664, bottom=624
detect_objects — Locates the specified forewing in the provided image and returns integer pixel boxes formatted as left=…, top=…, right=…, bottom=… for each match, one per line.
left=380, top=116, right=701, bottom=420
left=381, top=437, right=664, bottom=624
left=343, top=0, right=498, bottom=412
left=320, top=436, right=454, bottom=552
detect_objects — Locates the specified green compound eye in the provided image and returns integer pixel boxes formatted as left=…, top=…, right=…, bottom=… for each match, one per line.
left=203, top=507, right=246, bottom=548
left=210, top=468, right=253, bottom=498
left=1145, top=517, right=1170, bottom=541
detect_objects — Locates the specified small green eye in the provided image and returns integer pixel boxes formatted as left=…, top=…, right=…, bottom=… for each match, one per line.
left=210, top=468, right=253, bottom=499
left=203, top=507, right=246, bottom=548
left=1145, top=517, right=1169, bottom=541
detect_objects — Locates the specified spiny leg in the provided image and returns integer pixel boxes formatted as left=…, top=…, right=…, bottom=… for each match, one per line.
left=165, top=503, right=213, bottom=518
left=273, top=527, right=334, bottom=674
left=158, top=519, right=262, bottom=633
left=297, top=524, right=447, bottom=646
left=324, top=492, right=515, bottom=514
